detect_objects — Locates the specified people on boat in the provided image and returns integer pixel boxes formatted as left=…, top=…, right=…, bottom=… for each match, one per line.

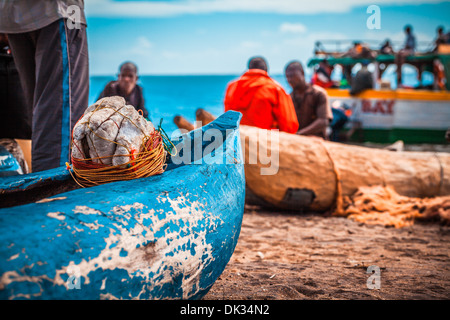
left=379, top=39, right=394, bottom=55
left=224, top=56, right=299, bottom=133
left=0, top=0, right=89, bottom=172
left=350, top=60, right=374, bottom=95
left=284, top=61, right=333, bottom=139
left=433, top=59, right=446, bottom=91
left=396, top=25, right=416, bottom=86
left=311, top=60, right=339, bottom=89
left=98, top=61, right=150, bottom=121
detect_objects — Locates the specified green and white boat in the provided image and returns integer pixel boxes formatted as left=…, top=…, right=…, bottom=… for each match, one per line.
left=308, top=46, right=450, bottom=144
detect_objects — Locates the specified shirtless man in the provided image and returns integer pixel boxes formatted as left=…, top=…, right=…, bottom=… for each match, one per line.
left=98, top=62, right=150, bottom=120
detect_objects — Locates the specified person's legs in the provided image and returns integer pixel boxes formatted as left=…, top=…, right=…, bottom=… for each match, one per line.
left=173, top=115, right=195, bottom=131
left=195, top=108, right=215, bottom=126
left=7, top=33, right=38, bottom=172
left=173, top=108, right=217, bottom=132
left=0, top=47, right=32, bottom=141
left=19, top=19, right=89, bottom=172
left=395, top=51, right=405, bottom=85
left=6, top=59, right=32, bottom=139
left=66, top=21, right=89, bottom=130
left=6, top=33, right=37, bottom=111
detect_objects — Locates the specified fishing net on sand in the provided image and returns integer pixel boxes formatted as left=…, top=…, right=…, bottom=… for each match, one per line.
left=69, top=96, right=173, bottom=188
left=335, top=185, right=450, bottom=228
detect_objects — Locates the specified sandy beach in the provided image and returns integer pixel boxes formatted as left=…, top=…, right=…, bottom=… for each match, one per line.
left=203, top=205, right=450, bottom=300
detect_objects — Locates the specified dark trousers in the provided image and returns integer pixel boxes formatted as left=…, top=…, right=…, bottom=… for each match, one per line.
left=8, top=19, right=89, bottom=172
left=0, top=53, right=31, bottom=139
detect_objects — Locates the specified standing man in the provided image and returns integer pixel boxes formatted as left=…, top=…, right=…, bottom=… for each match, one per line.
left=98, top=61, right=150, bottom=121
left=0, top=0, right=89, bottom=172
left=224, top=56, right=298, bottom=134
left=350, top=60, right=374, bottom=96
left=396, top=25, right=416, bottom=87
left=285, top=61, right=333, bottom=139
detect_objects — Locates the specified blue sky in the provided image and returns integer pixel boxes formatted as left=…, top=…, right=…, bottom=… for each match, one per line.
left=84, top=0, right=450, bottom=75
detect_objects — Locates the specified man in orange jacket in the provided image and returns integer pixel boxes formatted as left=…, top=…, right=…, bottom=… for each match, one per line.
left=224, top=57, right=299, bottom=134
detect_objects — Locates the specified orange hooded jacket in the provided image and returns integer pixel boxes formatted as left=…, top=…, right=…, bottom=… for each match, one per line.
left=224, top=69, right=299, bottom=133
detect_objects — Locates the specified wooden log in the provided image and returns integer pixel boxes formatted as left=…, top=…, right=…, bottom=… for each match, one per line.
left=179, top=109, right=450, bottom=213
left=240, top=125, right=450, bottom=212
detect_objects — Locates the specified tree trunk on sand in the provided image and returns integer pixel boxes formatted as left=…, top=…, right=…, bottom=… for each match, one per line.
left=241, top=125, right=450, bottom=212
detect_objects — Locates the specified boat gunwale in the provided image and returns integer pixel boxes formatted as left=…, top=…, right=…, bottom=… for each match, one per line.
left=0, top=111, right=243, bottom=207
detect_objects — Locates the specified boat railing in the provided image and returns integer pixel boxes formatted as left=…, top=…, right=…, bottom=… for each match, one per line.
left=314, top=39, right=436, bottom=56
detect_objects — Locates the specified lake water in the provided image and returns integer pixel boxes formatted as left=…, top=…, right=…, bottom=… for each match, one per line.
left=89, top=74, right=291, bottom=135
left=89, top=71, right=429, bottom=135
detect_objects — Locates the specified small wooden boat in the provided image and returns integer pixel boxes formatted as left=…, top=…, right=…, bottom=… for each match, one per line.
left=0, top=111, right=245, bottom=300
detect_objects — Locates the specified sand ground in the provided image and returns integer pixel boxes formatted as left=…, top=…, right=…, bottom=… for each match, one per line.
left=203, top=206, right=450, bottom=300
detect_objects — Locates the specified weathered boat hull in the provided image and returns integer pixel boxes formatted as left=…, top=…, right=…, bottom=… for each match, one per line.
left=0, top=111, right=245, bottom=300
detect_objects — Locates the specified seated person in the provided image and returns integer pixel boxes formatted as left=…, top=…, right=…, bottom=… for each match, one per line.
left=98, top=61, right=150, bottom=120
left=330, top=101, right=350, bottom=142
left=311, top=60, right=339, bottom=89
left=380, top=39, right=394, bottom=55
left=433, top=59, right=446, bottom=91
left=285, top=61, right=333, bottom=139
left=433, top=26, right=448, bottom=52
left=350, top=61, right=374, bottom=95
left=224, top=56, right=298, bottom=134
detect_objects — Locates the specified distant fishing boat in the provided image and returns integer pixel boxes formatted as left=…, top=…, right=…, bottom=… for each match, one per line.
left=308, top=41, right=450, bottom=144
left=0, top=111, right=245, bottom=300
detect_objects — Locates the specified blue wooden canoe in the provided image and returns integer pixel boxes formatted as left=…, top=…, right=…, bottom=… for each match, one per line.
left=0, top=111, right=245, bottom=300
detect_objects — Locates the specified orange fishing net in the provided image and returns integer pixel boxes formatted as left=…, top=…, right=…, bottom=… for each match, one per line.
left=335, top=185, right=450, bottom=228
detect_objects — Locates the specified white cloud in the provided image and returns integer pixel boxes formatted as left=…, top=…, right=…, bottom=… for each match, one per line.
left=129, top=36, right=153, bottom=55
left=282, top=31, right=351, bottom=47
left=85, top=0, right=447, bottom=17
left=240, top=41, right=263, bottom=49
left=280, top=22, right=307, bottom=34
left=161, top=50, right=182, bottom=59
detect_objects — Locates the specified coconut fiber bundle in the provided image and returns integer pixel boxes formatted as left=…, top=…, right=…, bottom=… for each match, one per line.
left=340, top=185, right=450, bottom=228
left=69, top=96, right=167, bottom=187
